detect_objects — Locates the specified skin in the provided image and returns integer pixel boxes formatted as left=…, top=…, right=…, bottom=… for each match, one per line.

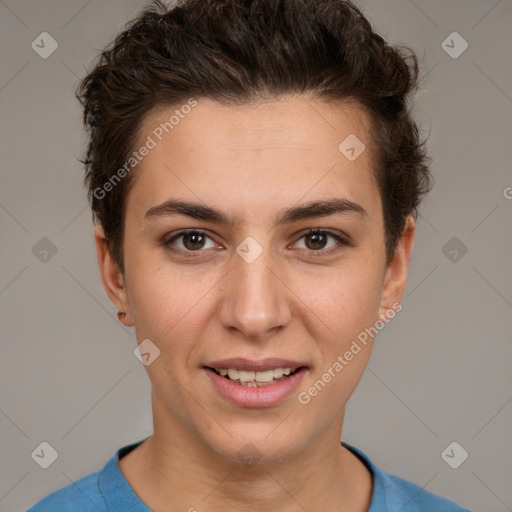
left=95, top=95, right=415, bottom=512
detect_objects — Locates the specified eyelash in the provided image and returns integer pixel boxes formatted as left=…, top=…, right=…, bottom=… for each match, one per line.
left=162, top=228, right=351, bottom=258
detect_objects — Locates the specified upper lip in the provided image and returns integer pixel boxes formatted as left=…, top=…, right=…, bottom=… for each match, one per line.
left=204, top=358, right=307, bottom=372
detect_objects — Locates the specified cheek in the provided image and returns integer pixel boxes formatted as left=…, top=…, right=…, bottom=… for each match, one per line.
left=298, top=268, right=381, bottom=409
left=301, top=260, right=383, bottom=343
left=125, top=231, right=384, bottom=354
left=126, top=257, right=217, bottom=347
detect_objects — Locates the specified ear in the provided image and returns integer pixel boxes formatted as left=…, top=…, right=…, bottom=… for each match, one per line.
left=378, top=215, right=415, bottom=320
left=94, top=224, right=133, bottom=326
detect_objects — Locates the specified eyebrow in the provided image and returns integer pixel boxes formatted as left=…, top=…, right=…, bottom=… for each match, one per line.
left=144, top=197, right=367, bottom=226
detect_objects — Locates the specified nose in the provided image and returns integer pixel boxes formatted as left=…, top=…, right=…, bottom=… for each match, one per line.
left=217, top=242, right=292, bottom=341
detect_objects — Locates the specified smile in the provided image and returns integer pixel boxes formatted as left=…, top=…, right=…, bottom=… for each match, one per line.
left=203, top=359, right=309, bottom=407
left=209, top=367, right=301, bottom=387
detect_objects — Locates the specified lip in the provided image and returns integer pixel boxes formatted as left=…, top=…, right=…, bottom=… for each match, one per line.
left=204, top=358, right=307, bottom=372
left=204, top=366, right=308, bottom=408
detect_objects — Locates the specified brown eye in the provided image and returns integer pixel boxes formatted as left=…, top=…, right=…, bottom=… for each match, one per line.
left=181, top=232, right=207, bottom=250
left=294, top=229, right=349, bottom=255
left=165, top=230, right=216, bottom=253
left=304, top=231, right=329, bottom=250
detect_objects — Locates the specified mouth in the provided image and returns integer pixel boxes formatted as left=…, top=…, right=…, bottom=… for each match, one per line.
left=205, top=366, right=306, bottom=387
left=203, top=358, right=309, bottom=407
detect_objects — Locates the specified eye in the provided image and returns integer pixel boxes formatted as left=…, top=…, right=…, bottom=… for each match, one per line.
left=293, top=229, right=349, bottom=255
left=163, top=228, right=350, bottom=257
left=164, top=230, right=218, bottom=254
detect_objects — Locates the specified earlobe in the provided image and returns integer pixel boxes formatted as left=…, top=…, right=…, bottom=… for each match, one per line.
left=94, top=225, right=133, bottom=326
left=378, top=216, right=415, bottom=320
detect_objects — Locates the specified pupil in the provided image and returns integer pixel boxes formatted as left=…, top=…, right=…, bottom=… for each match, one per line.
left=308, top=233, right=326, bottom=250
left=185, top=232, right=204, bottom=250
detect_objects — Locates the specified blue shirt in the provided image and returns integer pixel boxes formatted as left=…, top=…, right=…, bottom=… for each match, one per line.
left=27, top=439, right=471, bottom=511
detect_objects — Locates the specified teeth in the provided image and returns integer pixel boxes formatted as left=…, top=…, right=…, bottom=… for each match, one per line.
left=273, top=368, right=284, bottom=378
left=227, top=369, right=240, bottom=380
left=255, top=370, right=274, bottom=382
left=238, top=370, right=256, bottom=381
left=215, top=367, right=295, bottom=383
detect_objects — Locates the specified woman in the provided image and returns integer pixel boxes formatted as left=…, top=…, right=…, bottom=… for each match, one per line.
left=27, top=0, right=471, bottom=510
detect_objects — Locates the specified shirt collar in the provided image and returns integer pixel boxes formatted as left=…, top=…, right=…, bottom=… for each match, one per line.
left=99, top=438, right=381, bottom=511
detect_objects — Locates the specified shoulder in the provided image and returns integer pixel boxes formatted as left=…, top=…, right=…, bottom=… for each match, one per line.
left=26, top=469, right=105, bottom=512
left=375, top=468, right=472, bottom=511
left=342, top=442, right=472, bottom=512
left=26, top=439, right=149, bottom=512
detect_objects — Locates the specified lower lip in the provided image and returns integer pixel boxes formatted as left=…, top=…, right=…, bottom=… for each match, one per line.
left=204, top=367, right=307, bottom=408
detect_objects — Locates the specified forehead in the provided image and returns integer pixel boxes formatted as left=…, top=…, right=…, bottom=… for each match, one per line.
left=126, top=95, right=381, bottom=224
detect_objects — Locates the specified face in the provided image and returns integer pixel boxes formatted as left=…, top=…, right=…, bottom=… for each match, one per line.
left=96, top=95, right=414, bottom=465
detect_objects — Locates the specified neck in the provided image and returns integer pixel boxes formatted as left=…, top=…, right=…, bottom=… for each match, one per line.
left=119, top=392, right=372, bottom=512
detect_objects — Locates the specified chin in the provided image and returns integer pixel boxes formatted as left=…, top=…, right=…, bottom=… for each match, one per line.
left=200, top=420, right=312, bottom=466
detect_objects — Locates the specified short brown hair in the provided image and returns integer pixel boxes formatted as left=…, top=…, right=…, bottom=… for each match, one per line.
left=77, top=0, right=432, bottom=273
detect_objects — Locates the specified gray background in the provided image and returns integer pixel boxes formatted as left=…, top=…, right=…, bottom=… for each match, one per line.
left=1, top=0, right=511, bottom=511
